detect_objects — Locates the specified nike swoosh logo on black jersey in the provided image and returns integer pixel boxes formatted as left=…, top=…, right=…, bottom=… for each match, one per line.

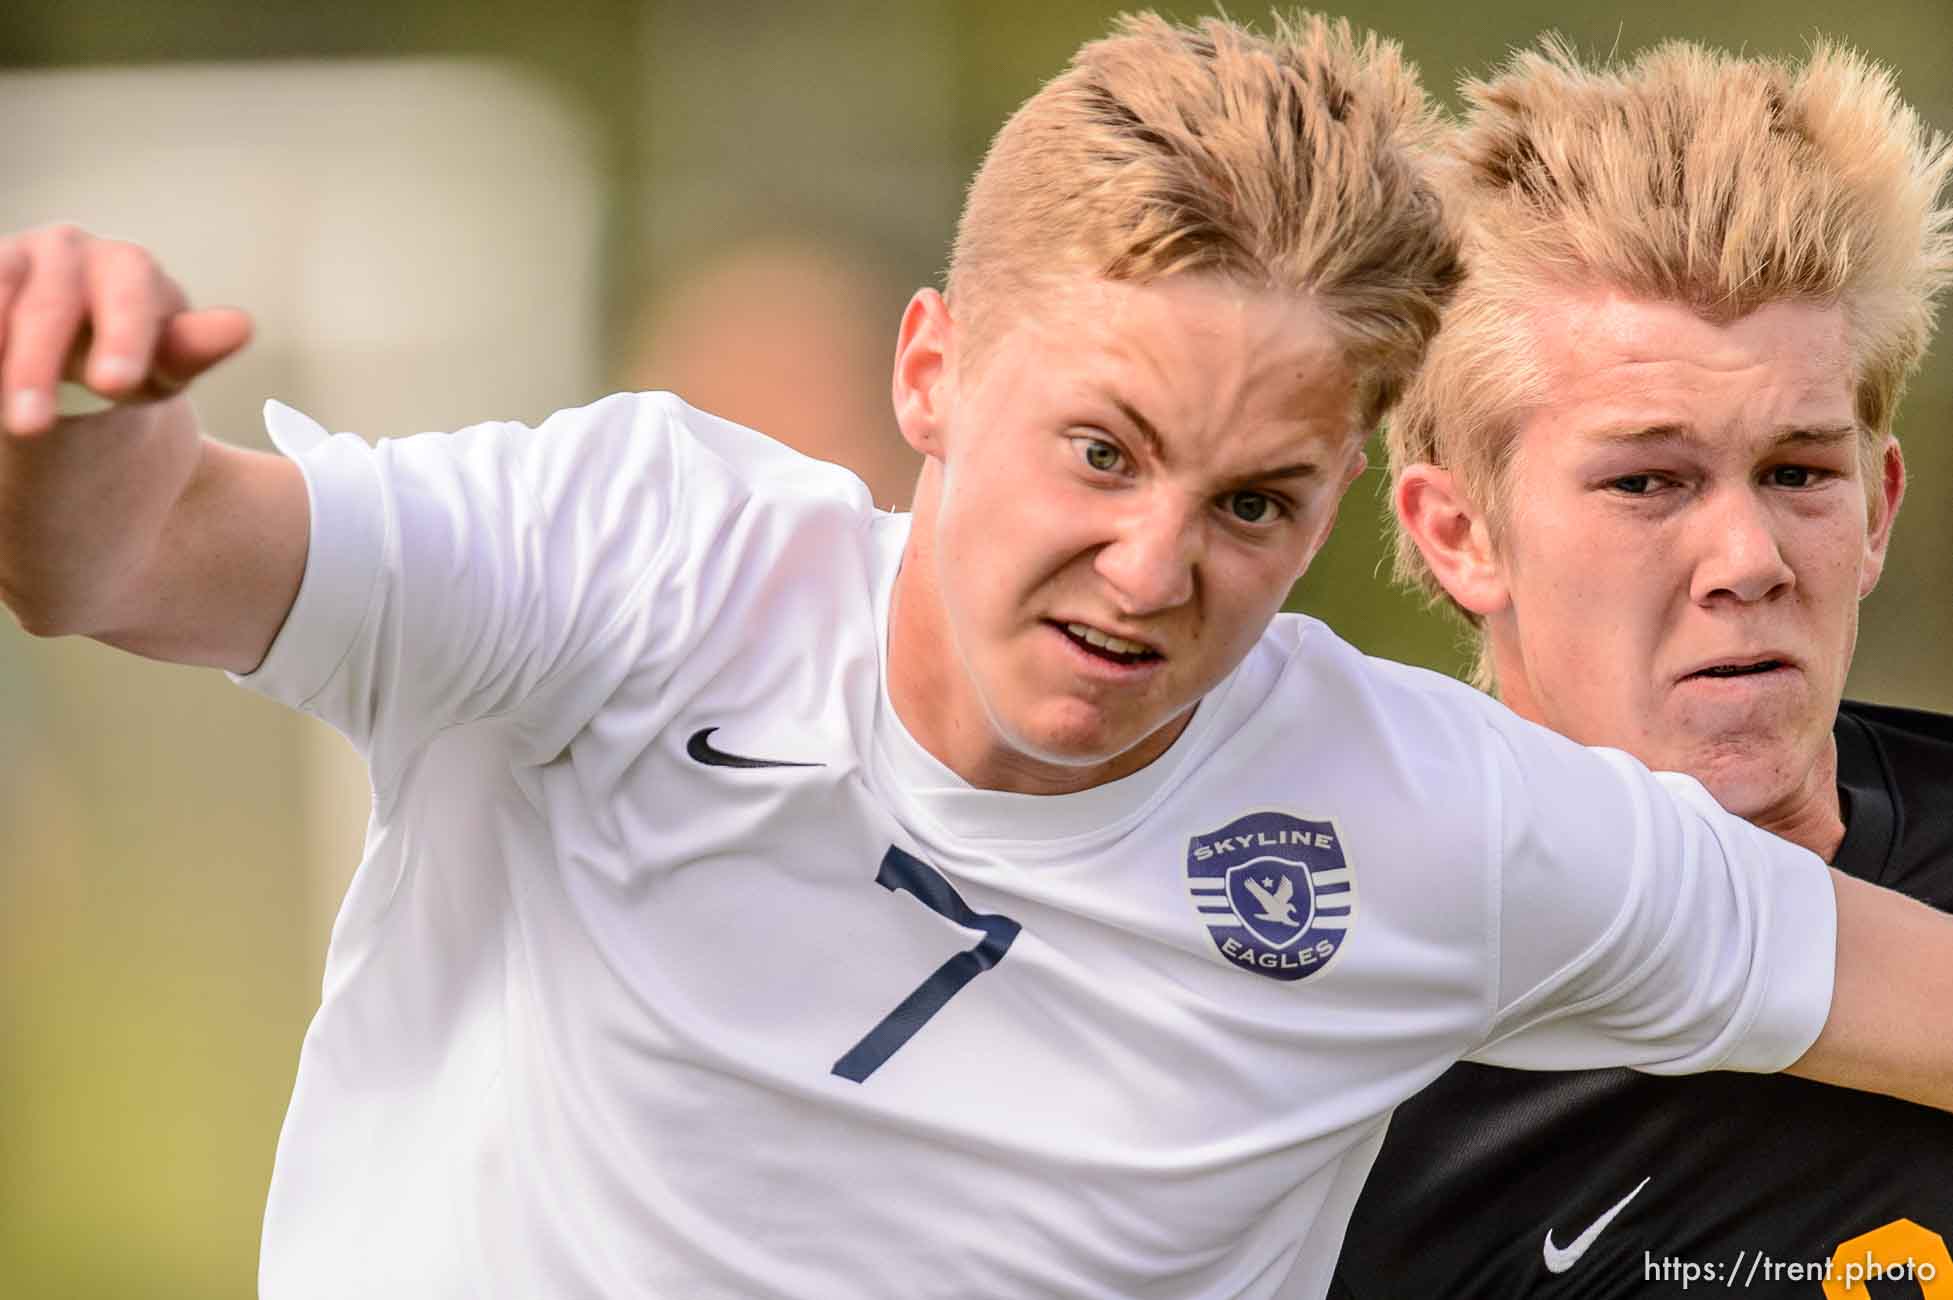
left=686, top=727, right=825, bottom=770
left=1542, top=1176, right=1651, bottom=1273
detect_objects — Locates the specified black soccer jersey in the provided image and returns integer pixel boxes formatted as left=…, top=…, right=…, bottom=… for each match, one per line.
left=1330, top=700, right=1953, bottom=1299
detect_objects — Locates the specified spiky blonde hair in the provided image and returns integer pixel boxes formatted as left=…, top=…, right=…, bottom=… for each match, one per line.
left=1387, top=37, right=1953, bottom=687
left=948, top=10, right=1462, bottom=426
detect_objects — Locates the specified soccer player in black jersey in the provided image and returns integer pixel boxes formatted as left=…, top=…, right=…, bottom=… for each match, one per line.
left=1334, top=39, right=1953, bottom=1298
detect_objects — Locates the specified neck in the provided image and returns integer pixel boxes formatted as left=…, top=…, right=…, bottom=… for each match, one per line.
left=1489, top=638, right=1847, bottom=862
left=1744, top=736, right=1847, bottom=863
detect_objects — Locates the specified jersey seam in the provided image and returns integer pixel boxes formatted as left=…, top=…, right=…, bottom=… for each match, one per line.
left=495, top=397, right=693, bottom=739
left=1856, top=710, right=1908, bottom=885
left=1476, top=732, right=1664, bottom=1051
left=872, top=673, right=1253, bottom=862
left=374, top=398, right=692, bottom=818
left=1477, top=717, right=1506, bottom=1046
left=290, top=437, right=390, bottom=728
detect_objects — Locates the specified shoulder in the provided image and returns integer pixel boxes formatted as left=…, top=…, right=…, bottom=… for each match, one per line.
left=1254, top=617, right=1702, bottom=830
left=1224, top=616, right=1549, bottom=867
left=1838, top=697, right=1953, bottom=760
left=1836, top=697, right=1953, bottom=833
left=1258, top=614, right=1553, bottom=773
left=634, top=392, right=875, bottom=506
left=1837, top=698, right=1953, bottom=903
left=445, top=391, right=881, bottom=589
left=475, top=390, right=876, bottom=517
left=1260, top=614, right=1500, bottom=723
left=330, top=390, right=879, bottom=600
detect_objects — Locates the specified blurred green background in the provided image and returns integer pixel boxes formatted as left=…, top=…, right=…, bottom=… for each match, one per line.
left=0, top=2, right=1948, bottom=1296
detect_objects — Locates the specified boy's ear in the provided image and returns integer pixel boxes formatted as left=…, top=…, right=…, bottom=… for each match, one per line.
left=1859, top=436, right=1907, bottom=598
left=892, top=289, right=954, bottom=459
left=1395, top=463, right=1510, bottom=616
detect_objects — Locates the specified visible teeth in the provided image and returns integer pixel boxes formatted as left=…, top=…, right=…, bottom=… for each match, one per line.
left=1065, top=622, right=1151, bottom=656
left=1702, top=660, right=1780, bottom=677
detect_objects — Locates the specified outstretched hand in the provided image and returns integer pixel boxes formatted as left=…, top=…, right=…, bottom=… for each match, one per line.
left=0, top=224, right=252, bottom=436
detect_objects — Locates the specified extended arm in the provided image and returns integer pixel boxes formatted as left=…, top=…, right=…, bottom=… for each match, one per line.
left=0, top=225, right=307, bottom=672
left=1786, top=869, right=1953, bottom=1112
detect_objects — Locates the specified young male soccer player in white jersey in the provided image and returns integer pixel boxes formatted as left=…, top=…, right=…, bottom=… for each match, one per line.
left=1332, top=40, right=1953, bottom=1297
left=3, top=14, right=1953, bottom=1299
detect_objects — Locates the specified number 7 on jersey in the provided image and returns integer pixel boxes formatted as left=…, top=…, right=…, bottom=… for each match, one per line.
left=831, top=847, right=1022, bottom=1083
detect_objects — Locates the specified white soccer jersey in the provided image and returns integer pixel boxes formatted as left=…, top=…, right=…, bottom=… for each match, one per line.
left=237, top=392, right=1836, bottom=1300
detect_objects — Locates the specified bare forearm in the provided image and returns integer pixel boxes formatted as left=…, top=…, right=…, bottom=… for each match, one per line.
left=94, top=438, right=309, bottom=672
left=0, top=396, right=203, bottom=636
left=0, top=227, right=304, bottom=672
left=1785, top=870, right=1953, bottom=1113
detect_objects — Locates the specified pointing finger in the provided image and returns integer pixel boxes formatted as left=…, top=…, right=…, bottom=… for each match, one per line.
left=146, top=306, right=253, bottom=398
left=2, top=225, right=88, bottom=435
left=81, top=240, right=178, bottom=398
left=0, top=241, right=27, bottom=373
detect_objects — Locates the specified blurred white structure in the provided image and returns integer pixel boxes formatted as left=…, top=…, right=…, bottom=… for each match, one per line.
left=0, top=58, right=607, bottom=958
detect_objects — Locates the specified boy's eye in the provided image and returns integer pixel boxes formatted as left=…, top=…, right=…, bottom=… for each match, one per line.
left=1226, top=491, right=1278, bottom=524
left=1769, top=465, right=1816, bottom=488
left=1610, top=474, right=1655, bottom=495
left=1079, top=439, right=1124, bottom=473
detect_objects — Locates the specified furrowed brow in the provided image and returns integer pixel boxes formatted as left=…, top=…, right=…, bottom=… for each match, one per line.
left=1771, top=424, right=1860, bottom=449
left=1112, top=397, right=1166, bottom=459
left=1237, top=460, right=1323, bottom=485
left=1589, top=423, right=1694, bottom=447
left=1588, top=422, right=1860, bottom=452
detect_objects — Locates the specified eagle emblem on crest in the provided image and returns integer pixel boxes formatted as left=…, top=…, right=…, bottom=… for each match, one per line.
left=1186, top=810, right=1355, bottom=982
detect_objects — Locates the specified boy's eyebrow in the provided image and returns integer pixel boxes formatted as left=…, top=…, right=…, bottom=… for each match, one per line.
left=1587, top=422, right=1692, bottom=445
left=1113, top=397, right=1166, bottom=458
left=1111, top=395, right=1325, bottom=484
left=1585, top=422, right=1860, bottom=448
left=1771, top=424, right=1860, bottom=448
left=1251, top=460, right=1325, bottom=483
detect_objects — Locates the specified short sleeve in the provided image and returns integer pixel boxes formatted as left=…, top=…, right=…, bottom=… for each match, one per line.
left=1468, top=710, right=1837, bottom=1076
left=232, top=391, right=700, bottom=795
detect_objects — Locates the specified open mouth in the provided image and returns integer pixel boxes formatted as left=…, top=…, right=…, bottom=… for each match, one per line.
left=1686, top=659, right=1787, bottom=680
left=1054, top=621, right=1164, bottom=667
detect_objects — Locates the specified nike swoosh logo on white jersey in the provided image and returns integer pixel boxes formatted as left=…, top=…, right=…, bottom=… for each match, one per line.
left=686, top=727, right=824, bottom=770
left=1542, top=1176, right=1651, bottom=1274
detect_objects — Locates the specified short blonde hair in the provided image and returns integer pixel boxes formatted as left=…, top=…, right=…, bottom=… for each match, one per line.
left=1387, top=38, right=1953, bottom=687
left=948, top=11, right=1461, bottom=427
